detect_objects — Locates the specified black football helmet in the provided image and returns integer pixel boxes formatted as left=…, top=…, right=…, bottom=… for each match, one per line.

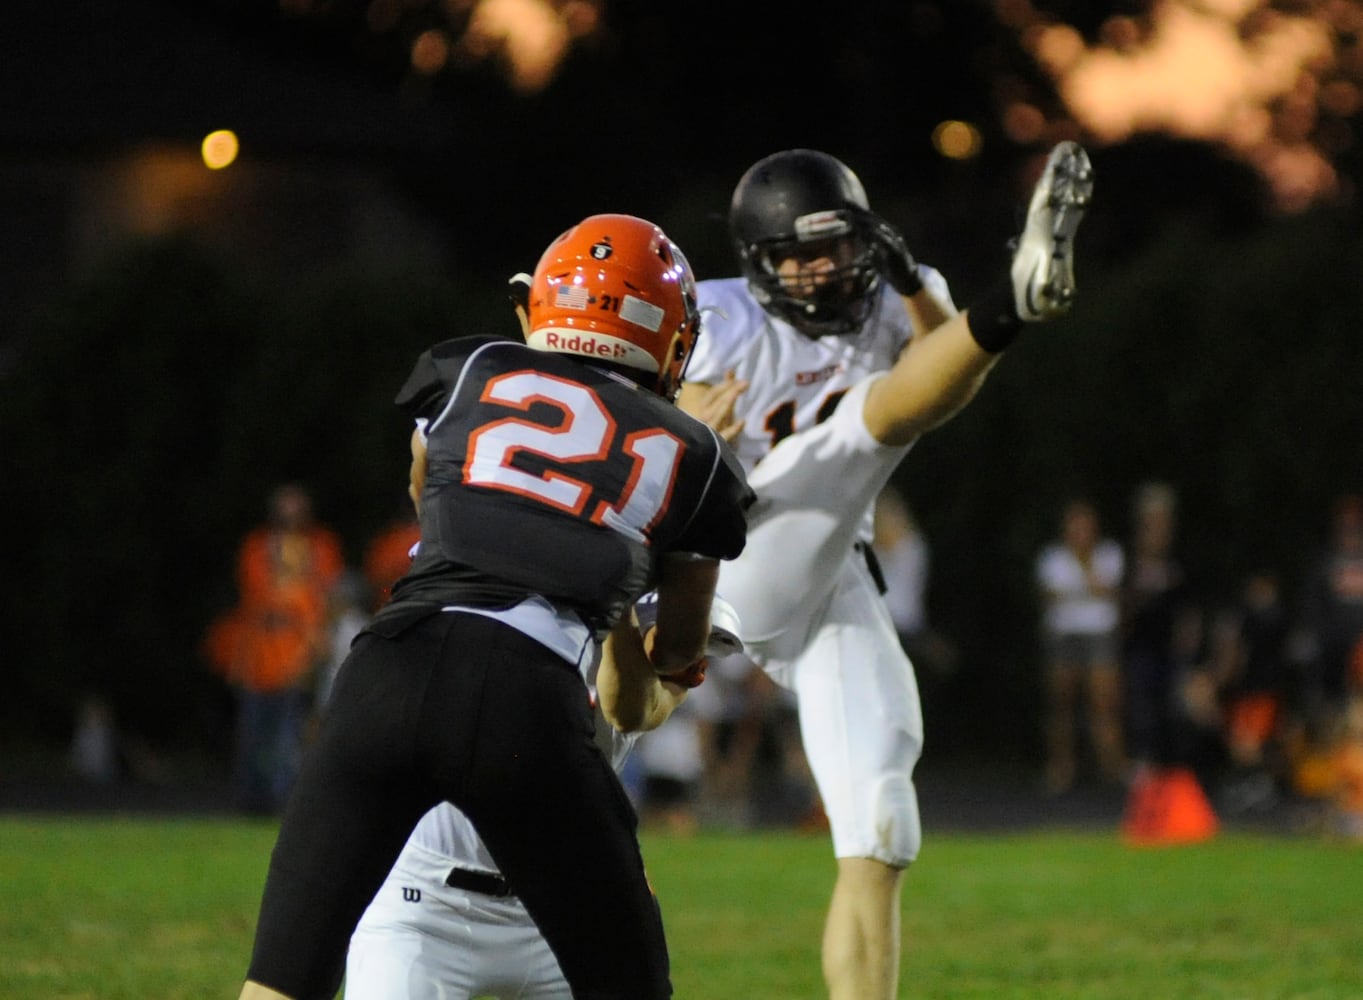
left=729, top=149, right=884, bottom=338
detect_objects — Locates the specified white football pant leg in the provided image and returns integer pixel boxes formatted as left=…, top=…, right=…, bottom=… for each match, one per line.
left=346, top=843, right=570, bottom=1000
left=787, top=555, right=924, bottom=866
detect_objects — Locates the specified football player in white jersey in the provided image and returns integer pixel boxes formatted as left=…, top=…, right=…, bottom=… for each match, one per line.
left=344, top=594, right=743, bottom=1000
left=676, top=141, right=1094, bottom=1000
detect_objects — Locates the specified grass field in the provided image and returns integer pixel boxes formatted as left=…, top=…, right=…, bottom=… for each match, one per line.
left=1, top=816, right=1360, bottom=999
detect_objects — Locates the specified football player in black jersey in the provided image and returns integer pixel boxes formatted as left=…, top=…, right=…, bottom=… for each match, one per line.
left=240, top=215, right=753, bottom=1000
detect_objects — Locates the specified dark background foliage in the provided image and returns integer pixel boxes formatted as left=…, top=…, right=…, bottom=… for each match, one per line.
left=2, top=0, right=1361, bottom=770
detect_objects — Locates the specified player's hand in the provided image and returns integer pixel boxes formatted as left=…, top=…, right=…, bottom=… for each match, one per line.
left=686, top=370, right=748, bottom=443
left=868, top=216, right=923, bottom=296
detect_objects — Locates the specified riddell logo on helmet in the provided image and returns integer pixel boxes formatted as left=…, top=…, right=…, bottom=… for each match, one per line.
left=526, top=328, right=655, bottom=371
left=542, top=331, right=629, bottom=358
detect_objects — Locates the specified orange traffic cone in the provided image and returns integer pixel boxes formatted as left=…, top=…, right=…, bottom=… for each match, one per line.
left=1121, top=766, right=1219, bottom=845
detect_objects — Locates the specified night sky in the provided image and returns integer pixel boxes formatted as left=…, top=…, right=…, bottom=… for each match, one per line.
left=0, top=1, right=1094, bottom=276
left=5, top=0, right=1362, bottom=754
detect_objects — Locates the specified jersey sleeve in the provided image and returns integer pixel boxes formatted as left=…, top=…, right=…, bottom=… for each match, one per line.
left=396, top=335, right=514, bottom=424
left=670, top=436, right=752, bottom=561
left=685, top=279, right=758, bottom=386
left=394, top=345, right=448, bottom=422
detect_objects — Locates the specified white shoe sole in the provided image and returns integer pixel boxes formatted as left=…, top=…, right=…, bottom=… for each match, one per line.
left=1013, top=141, right=1093, bottom=321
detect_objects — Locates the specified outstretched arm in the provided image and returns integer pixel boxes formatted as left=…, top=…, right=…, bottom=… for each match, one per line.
left=869, top=211, right=959, bottom=341
left=861, top=216, right=994, bottom=446
left=900, top=284, right=958, bottom=339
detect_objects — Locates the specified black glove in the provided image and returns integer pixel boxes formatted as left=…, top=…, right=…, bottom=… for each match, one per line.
left=867, top=216, right=923, bottom=296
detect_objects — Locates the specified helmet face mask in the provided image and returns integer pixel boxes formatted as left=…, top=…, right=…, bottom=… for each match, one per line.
left=526, top=214, right=700, bottom=399
left=729, top=150, right=884, bottom=338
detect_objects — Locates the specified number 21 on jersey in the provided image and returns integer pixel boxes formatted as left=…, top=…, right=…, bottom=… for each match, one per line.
left=463, top=370, right=682, bottom=544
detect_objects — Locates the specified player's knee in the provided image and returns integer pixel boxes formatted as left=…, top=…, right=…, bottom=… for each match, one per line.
left=871, top=774, right=921, bottom=864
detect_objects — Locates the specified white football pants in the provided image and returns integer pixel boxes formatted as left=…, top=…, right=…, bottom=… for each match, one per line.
left=719, top=373, right=924, bottom=866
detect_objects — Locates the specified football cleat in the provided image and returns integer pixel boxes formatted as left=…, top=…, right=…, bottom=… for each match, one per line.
left=1011, top=141, right=1093, bottom=322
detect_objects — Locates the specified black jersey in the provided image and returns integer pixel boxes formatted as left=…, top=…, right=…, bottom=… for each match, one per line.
left=375, top=335, right=752, bottom=635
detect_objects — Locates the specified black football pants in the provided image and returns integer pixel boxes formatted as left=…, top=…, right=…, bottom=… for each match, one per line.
left=245, top=611, right=671, bottom=1000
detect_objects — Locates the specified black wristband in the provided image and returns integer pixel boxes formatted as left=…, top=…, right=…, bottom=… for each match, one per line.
left=965, top=279, right=1024, bottom=353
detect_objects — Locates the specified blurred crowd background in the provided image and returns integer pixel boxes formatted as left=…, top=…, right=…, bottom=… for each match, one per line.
left=4, top=0, right=1363, bottom=835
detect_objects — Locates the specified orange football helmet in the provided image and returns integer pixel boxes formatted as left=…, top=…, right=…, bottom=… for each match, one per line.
left=525, top=214, right=700, bottom=398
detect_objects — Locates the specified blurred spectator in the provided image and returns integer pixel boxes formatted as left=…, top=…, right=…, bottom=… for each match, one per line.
left=1288, top=691, right=1363, bottom=839
left=1328, top=694, right=1363, bottom=840
left=68, top=693, right=121, bottom=784
left=1296, top=494, right=1363, bottom=730
left=687, top=651, right=819, bottom=829
left=631, top=648, right=819, bottom=834
left=1207, top=570, right=1294, bottom=815
left=872, top=486, right=956, bottom=679
left=634, top=697, right=704, bottom=836
left=688, top=651, right=766, bottom=828
left=1035, top=497, right=1127, bottom=794
left=362, top=509, right=421, bottom=611
left=756, top=684, right=823, bottom=831
left=314, top=570, right=374, bottom=712
left=1121, top=482, right=1203, bottom=781
left=205, top=483, right=345, bottom=813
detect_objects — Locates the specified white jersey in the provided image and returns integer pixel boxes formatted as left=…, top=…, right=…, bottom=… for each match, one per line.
left=688, top=271, right=954, bottom=647
left=689, top=272, right=954, bottom=478
left=680, top=273, right=954, bottom=866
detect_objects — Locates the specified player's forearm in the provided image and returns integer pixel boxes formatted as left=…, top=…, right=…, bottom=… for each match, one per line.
left=900, top=285, right=958, bottom=336
left=648, top=556, right=720, bottom=670
left=408, top=428, right=427, bottom=513
left=598, top=618, right=671, bottom=733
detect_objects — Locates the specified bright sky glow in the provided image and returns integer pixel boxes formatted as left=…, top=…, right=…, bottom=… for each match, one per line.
left=1003, top=0, right=1363, bottom=210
